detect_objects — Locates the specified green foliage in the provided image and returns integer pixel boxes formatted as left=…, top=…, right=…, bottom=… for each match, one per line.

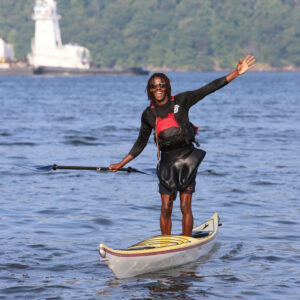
left=0, top=0, right=299, bottom=69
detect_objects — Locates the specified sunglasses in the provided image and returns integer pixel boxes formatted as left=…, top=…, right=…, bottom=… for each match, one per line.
left=150, top=83, right=167, bottom=89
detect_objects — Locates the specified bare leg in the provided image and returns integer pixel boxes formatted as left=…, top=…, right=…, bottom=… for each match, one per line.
left=180, top=193, right=193, bottom=236
left=160, top=194, right=173, bottom=235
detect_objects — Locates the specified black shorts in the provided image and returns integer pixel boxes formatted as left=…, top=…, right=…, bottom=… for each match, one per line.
left=159, top=174, right=196, bottom=195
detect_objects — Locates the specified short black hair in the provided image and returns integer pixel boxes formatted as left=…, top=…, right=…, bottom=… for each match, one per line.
left=146, top=73, right=171, bottom=103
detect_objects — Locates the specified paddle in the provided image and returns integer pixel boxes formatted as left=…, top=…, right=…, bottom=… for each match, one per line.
left=37, top=164, right=147, bottom=174
left=16, top=164, right=147, bottom=174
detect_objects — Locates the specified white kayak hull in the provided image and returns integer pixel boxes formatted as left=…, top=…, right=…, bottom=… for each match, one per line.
left=99, top=213, right=219, bottom=279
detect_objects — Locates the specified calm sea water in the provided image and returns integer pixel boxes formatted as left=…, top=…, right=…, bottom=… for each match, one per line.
left=0, top=72, right=299, bottom=299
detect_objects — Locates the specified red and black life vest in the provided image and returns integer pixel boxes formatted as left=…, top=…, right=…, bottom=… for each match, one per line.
left=151, top=97, right=199, bottom=148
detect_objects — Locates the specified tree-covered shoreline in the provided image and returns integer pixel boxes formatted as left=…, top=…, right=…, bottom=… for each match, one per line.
left=0, top=0, right=299, bottom=71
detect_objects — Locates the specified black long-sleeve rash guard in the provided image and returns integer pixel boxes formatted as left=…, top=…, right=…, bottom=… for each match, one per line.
left=128, top=76, right=228, bottom=158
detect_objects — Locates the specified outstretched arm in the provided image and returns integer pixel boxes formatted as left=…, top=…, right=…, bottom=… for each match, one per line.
left=226, top=55, right=256, bottom=83
left=178, top=55, right=255, bottom=108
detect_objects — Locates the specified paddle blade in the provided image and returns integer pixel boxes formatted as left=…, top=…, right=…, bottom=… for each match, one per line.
left=125, top=167, right=147, bottom=174
left=15, top=164, right=54, bottom=172
left=36, top=165, right=54, bottom=172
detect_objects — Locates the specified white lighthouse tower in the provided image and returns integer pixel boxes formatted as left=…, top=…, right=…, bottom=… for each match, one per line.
left=28, top=0, right=90, bottom=70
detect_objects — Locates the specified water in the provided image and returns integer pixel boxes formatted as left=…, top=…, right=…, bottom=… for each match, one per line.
left=0, top=72, right=299, bottom=299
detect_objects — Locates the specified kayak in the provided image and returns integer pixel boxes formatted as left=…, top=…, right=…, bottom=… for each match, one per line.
left=99, top=213, right=219, bottom=279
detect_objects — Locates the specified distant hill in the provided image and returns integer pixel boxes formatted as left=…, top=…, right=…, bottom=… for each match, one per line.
left=0, top=0, right=299, bottom=70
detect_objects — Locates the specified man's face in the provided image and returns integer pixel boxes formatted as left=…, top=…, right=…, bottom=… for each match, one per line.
left=150, top=77, right=167, bottom=104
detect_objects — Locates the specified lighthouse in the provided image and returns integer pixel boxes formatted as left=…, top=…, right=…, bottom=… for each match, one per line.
left=28, top=0, right=90, bottom=70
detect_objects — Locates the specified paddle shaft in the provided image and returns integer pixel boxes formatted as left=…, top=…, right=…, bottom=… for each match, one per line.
left=52, top=164, right=144, bottom=173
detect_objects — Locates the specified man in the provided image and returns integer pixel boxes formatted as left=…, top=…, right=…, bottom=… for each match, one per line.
left=110, top=55, right=255, bottom=236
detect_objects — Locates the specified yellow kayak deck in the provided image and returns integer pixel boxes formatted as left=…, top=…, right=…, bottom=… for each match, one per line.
left=100, top=213, right=218, bottom=257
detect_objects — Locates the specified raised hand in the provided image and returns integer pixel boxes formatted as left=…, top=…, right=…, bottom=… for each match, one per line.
left=236, top=55, right=256, bottom=75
